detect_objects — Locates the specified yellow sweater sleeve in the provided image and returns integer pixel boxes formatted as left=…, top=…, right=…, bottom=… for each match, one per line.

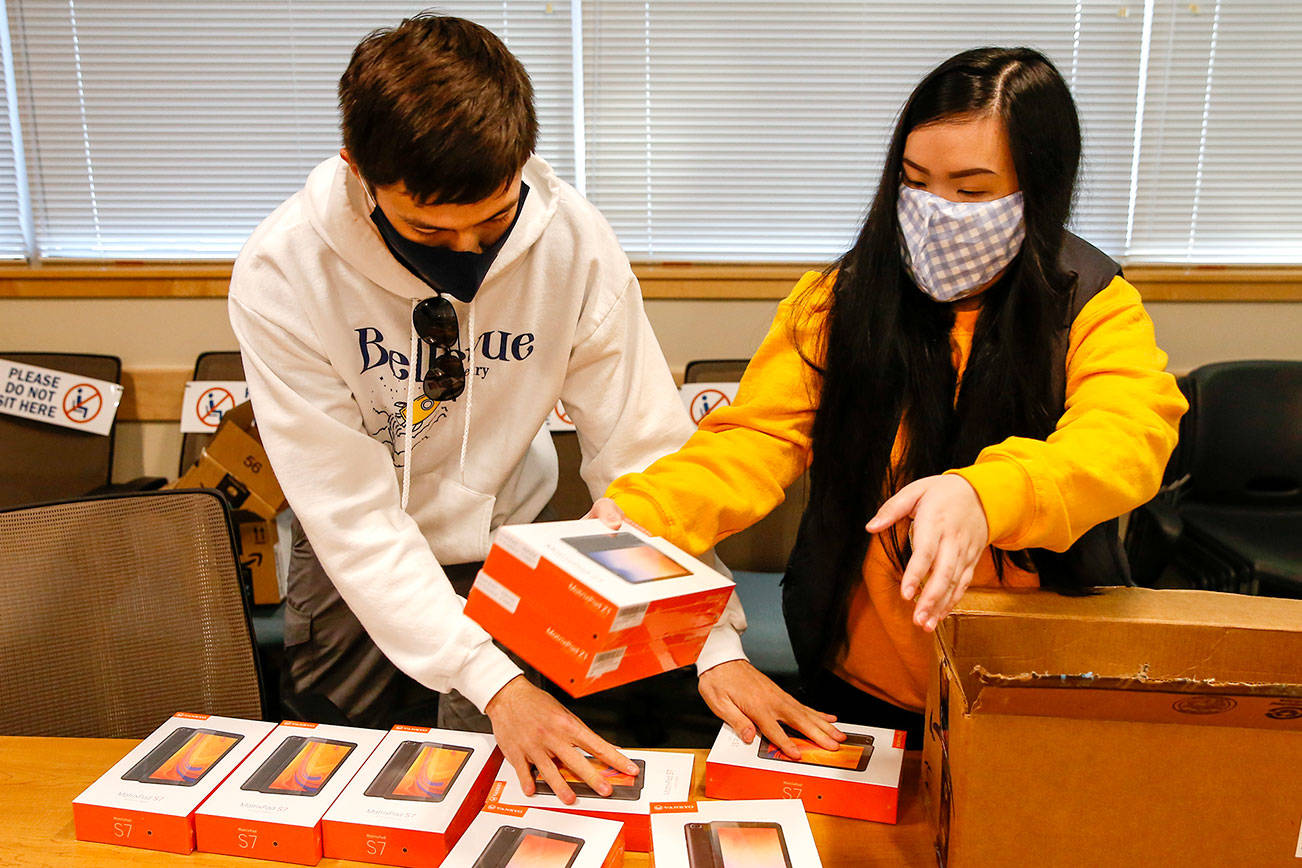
left=605, top=271, right=830, bottom=556
left=950, top=276, right=1188, bottom=552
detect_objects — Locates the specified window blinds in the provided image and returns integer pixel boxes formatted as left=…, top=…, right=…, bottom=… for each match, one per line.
left=3, top=0, right=1298, bottom=264
left=581, top=0, right=1145, bottom=260
left=1129, top=0, right=1302, bottom=262
left=0, top=0, right=26, bottom=260
left=6, top=1, right=575, bottom=257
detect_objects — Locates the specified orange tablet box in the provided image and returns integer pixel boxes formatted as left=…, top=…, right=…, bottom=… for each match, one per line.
left=442, top=803, right=625, bottom=868
left=321, top=726, right=502, bottom=867
left=464, top=519, right=734, bottom=695
left=704, top=722, right=906, bottom=824
left=484, top=748, right=694, bottom=852
left=72, top=713, right=276, bottom=855
left=194, top=720, right=386, bottom=865
left=649, top=798, right=823, bottom=868
left=467, top=591, right=715, bottom=696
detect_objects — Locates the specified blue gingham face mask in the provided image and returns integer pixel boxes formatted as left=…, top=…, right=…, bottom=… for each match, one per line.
left=897, top=184, right=1026, bottom=302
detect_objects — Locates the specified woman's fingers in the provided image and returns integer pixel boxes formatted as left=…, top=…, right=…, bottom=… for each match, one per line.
left=867, top=480, right=926, bottom=534
left=899, top=519, right=939, bottom=601
left=913, top=538, right=960, bottom=628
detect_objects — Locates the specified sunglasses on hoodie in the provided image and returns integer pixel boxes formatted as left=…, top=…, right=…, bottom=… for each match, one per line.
left=412, top=296, right=466, bottom=402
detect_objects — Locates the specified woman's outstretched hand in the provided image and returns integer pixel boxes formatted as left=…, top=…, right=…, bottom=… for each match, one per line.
left=866, top=474, right=989, bottom=631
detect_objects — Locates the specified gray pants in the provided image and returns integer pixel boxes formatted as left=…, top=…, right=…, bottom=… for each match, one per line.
left=283, top=517, right=538, bottom=731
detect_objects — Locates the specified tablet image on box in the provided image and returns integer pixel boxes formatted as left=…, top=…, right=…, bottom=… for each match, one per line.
left=757, top=732, right=874, bottom=772
left=533, top=756, right=647, bottom=801
left=562, top=532, right=692, bottom=583
left=121, top=727, right=244, bottom=787
left=240, top=735, right=356, bottom=796
left=684, top=821, right=792, bottom=868
left=363, top=740, right=473, bottom=802
left=472, top=825, right=585, bottom=867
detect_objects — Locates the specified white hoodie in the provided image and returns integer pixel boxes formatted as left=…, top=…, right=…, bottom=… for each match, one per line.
left=229, top=155, right=745, bottom=713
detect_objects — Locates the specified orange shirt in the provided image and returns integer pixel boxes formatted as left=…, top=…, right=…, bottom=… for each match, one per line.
left=607, top=271, right=1187, bottom=710
left=830, top=308, right=1038, bottom=710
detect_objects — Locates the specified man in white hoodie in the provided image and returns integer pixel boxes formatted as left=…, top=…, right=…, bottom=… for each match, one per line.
left=228, top=13, right=797, bottom=804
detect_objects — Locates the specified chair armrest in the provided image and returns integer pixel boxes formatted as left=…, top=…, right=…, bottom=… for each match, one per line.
left=1137, top=498, right=1185, bottom=545
left=86, top=477, right=169, bottom=495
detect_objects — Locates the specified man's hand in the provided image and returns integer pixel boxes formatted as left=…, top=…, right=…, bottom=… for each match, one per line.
left=584, top=497, right=649, bottom=533
left=485, top=675, right=637, bottom=805
left=698, top=660, right=844, bottom=760
left=866, top=474, right=989, bottom=632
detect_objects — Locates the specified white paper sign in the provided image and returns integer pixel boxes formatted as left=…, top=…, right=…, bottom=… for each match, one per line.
left=180, top=380, right=249, bottom=432
left=680, top=381, right=740, bottom=425
left=544, top=398, right=576, bottom=432
left=0, top=358, right=123, bottom=436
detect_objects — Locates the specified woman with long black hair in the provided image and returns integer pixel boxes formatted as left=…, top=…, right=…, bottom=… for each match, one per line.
left=589, top=47, right=1187, bottom=752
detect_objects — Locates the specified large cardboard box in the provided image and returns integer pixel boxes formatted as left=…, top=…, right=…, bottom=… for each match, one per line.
left=921, top=587, right=1302, bottom=867
left=72, top=713, right=276, bottom=855
left=464, top=519, right=734, bottom=695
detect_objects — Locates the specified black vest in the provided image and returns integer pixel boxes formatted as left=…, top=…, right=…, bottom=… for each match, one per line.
left=780, top=232, right=1132, bottom=680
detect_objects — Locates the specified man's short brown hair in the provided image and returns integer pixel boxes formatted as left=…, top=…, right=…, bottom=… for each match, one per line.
left=339, top=13, right=537, bottom=205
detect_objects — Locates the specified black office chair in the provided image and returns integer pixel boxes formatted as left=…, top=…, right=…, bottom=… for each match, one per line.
left=0, top=352, right=163, bottom=509
left=177, top=350, right=288, bottom=720
left=1126, top=360, right=1302, bottom=598
left=0, top=490, right=264, bottom=736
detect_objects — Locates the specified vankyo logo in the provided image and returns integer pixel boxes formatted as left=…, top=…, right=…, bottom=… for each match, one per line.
left=355, top=325, right=536, bottom=466
left=1266, top=698, right=1302, bottom=720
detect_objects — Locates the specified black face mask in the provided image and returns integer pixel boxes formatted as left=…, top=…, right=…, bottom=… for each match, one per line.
left=368, top=182, right=529, bottom=303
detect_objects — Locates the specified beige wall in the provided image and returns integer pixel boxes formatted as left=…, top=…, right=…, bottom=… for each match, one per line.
left=2, top=296, right=1299, bottom=482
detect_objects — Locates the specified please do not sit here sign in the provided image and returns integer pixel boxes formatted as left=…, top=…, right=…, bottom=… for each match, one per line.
left=0, top=359, right=123, bottom=437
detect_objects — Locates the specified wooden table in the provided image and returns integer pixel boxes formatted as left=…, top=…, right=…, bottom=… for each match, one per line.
left=0, top=737, right=933, bottom=866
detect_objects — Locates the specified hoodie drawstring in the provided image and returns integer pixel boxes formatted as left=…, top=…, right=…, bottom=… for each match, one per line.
left=460, top=303, right=474, bottom=480
left=401, top=297, right=473, bottom=510
left=401, top=298, right=418, bottom=511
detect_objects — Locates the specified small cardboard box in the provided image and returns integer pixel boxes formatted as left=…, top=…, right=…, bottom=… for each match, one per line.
left=649, top=798, right=823, bottom=868
left=195, top=721, right=385, bottom=865
left=321, top=726, right=502, bottom=867
left=239, top=516, right=281, bottom=605
left=486, top=748, right=694, bottom=852
left=443, top=804, right=624, bottom=868
left=704, top=722, right=905, bottom=823
left=921, top=587, right=1302, bottom=867
left=464, top=519, right=734, bottom=695
left=72, top=713, right=276, bottom=854
left=169, top=400, right=287, bottom=521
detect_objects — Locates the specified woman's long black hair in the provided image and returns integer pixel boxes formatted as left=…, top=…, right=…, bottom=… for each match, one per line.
left=801, top=47, right=1085, bottom=654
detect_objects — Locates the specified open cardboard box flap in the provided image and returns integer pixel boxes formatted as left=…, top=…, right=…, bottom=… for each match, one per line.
left=168, top=401, right=286, bottom=521
left=938, top=587, right=1302, bottom=728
